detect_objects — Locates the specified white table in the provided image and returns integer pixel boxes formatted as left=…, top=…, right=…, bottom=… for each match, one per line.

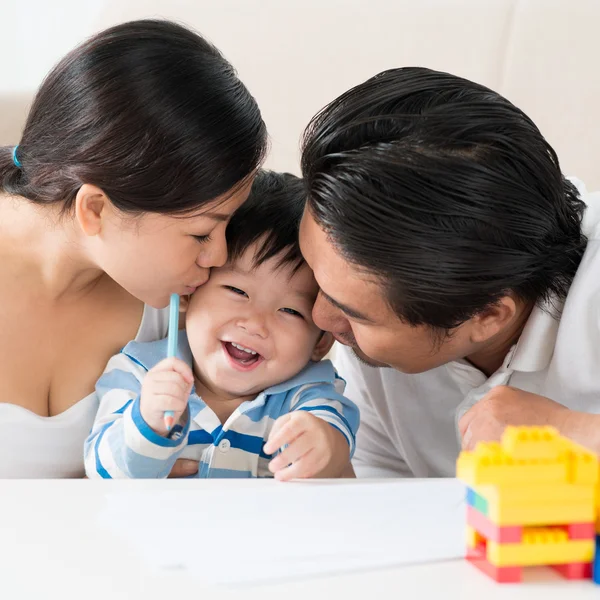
left=0, top=479, right=598, bottom=600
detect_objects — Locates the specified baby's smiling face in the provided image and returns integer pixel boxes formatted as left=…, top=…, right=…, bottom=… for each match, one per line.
left=186, top=241, right=330, bottom=400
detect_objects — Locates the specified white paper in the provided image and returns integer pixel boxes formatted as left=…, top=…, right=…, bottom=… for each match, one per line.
left=100, top=479, right=466, bottom=585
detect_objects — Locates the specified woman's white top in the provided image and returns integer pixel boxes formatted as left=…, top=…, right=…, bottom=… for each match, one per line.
left=0, top=305, right=168, bottom=478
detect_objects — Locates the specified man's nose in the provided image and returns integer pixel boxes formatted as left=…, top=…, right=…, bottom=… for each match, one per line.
left=312, top=292, right=350, bottom=334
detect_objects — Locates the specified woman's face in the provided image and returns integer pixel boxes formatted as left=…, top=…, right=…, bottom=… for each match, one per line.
left=92, top=177, right=255, bottom=308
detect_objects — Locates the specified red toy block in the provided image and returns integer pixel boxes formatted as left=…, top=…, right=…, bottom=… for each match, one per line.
left=467, top=505, right=522, bottom=543
left=465, top=537, right=593, bottom=583
left=466, top=543, right=522, bottom=583
left=551, top=562, right=593, bottom=580
left=467, top=506, right=595, bottom=543
left=565, top=523, right=596, bottom=540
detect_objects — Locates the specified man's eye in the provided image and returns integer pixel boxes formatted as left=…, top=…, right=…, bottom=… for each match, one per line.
left=280, top=307, right=303, bottom=319
left=193, top=234, right=211, bottom=244
left=225, top=286, right=248, bottom=297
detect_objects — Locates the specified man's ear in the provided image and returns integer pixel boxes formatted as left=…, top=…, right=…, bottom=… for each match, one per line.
left=311, top=331, right=335, bottom=362
left=469, top=295, right=518, bottom=344
left=74, top=184, right=111, bottom=236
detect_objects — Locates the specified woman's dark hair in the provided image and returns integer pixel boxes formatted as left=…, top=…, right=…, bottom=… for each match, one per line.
left=226, top=170, right=306, bottom=273
left=301, top=67, right=587, bottom=330
left=0, top=19, right=267, bottom=214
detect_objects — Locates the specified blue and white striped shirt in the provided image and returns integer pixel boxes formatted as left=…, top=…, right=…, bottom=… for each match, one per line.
left=84, top=332, right=359, bottom=479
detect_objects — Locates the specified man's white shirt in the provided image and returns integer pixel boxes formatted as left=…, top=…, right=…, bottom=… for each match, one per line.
left=334, top=178, right=600, bottom=477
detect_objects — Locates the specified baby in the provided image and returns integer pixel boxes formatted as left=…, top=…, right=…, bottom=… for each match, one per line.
left=85, top=171, right=359, bottom=480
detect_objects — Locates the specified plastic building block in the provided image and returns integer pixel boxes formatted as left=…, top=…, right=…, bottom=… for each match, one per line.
left=502, top=427, right=564, bottom=460
left=457, top=446, right=569, bottom=486
left=485, top=500, right=595, bottom=527
left=473, top=482, right=596, bottom=506
left=466, top=487, right=489, bottom=515
left=570, top=451, right=600, bottom=486
left=596, top=473, right=600, bottom=535
left=551, top=562, right=593, bottom=580
left=487, top=528, right=594, bottom=567
left=468, top=543, right=592, bottom=583
left=469, top=482, right=597, bottom=527
left=467, top=506, right=522, bottom=542
left=593, top=535, right=600, bottom=585
left=566, top=523, right=596, bottom=540
left=457, top=426, right=599, bottom=487
left=465, top=524, right=479, bottom=549
left=467, top=542, right=522, bottom=583
left=468, top=504, right=595, bottom=542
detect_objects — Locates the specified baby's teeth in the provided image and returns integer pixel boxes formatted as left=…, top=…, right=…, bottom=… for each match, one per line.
left=231, top=342, right=257, bottom=355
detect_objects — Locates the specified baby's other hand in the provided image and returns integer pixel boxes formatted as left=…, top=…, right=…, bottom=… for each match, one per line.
left=140, top=357, right=193, bottom=436
left=264, top=412, right=350, bottom=481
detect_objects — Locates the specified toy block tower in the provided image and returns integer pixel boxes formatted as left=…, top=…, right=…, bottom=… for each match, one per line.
left=457, top=426, right=598, bottom=583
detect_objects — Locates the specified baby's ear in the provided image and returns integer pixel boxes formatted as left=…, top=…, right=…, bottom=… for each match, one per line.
left=311, top=331, right=335, bottom=362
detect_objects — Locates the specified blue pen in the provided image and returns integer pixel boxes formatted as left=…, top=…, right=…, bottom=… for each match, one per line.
left=163, top=293, right=180, bottom=431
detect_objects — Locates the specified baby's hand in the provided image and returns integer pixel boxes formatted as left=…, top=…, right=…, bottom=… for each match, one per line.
left=140, top=358, right=194, bottom=436
left=264, top=412, right=350, bottom=481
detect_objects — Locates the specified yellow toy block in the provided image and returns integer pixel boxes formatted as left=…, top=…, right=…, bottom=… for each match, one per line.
left=596, top=464, right=600, bottom=534
left=474, top=482, right=595, bottom=507
left=502, top=426, right=564, bottom=460
left=466, top=525, right=479, bottom=549
left=457, top=448, right=569, bottom=486
left=487, top=501, right=595, bottom=527
left=570, top=449, right=599, bottom=485
left=457, top=426, right=599, bottom=487
left=487, top=528, right=594, bottom=567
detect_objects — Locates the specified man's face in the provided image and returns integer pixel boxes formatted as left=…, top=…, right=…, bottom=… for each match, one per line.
left=299, top=209, right=476, bottom=373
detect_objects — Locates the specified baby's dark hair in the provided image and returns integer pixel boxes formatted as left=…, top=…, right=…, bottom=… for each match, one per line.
left=226, top=170, right=306, bottom=273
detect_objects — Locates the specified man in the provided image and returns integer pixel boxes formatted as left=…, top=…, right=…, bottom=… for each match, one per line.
left=299, top=67, right=600, bottom=477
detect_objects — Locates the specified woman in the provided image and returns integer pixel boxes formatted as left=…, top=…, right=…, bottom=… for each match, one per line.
left=0, top=19, right=267, bottom=477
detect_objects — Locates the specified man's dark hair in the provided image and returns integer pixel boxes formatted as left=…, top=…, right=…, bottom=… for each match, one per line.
left=0, top=20, right=267, bottom=215
left=301, top=67, right=587, bottom=330
left=226, top=170, right=306, bottom=273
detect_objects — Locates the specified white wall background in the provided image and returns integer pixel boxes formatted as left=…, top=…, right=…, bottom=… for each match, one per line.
left=0, top=0, right=599, bottom=185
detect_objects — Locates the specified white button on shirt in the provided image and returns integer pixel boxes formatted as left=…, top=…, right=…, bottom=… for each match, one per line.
left=334, top=178, right=600, bottom=478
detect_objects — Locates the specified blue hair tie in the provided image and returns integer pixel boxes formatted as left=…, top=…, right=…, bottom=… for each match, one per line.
left=12, top=145, right=22, bottom=168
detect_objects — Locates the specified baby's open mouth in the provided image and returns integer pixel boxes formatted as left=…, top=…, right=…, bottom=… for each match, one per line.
left=223, top=341, right=263, bottom=367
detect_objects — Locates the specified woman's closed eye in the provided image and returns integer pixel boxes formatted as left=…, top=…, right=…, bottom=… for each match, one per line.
left=193, top=233, right=212, bottom=244
left=224, top=285, right=248, bottom=297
